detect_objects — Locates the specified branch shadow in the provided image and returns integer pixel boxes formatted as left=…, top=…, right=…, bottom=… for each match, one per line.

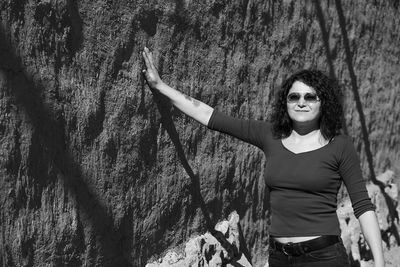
left=146, top=84, right=250, bottom=265
left=0, top=23, right=132, bottom=266
left=334, top=0, right=400, bottom=245
left=313, top=0, right=348, bottom=135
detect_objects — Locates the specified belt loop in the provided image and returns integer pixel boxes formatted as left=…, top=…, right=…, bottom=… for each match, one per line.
left=282, top=242, right=293, bottom=256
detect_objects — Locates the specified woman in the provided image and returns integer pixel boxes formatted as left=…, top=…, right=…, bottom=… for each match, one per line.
left=141, top=47, right=384, bottom=267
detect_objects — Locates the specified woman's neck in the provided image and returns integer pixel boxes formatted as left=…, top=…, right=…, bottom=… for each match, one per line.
left=291, top=121, right=320, bottom=136
left=289, top=122, right=329, bottom=145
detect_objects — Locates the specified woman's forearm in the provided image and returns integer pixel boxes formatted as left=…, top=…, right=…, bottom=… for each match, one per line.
left=154, top=81, right=214, bottom=126
left=358, top=210, right=385, bottom=267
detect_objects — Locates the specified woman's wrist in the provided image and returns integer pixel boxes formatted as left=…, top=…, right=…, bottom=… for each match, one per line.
left=151, top=80, right=166, bottom=91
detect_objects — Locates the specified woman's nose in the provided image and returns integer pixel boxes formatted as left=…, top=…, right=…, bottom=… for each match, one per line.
left=297, top=98, right=307, bottom=106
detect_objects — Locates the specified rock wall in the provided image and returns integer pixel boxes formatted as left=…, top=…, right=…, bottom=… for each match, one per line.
left=0, top=1, right=399, bottom=266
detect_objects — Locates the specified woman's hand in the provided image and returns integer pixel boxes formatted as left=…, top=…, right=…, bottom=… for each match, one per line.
left=142, top=47, right=163, bottom=89
left=140, top=46, right=214, bottom=125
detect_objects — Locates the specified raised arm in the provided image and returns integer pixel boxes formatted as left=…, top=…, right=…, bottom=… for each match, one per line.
left=142, top=47, right=214, bottom=126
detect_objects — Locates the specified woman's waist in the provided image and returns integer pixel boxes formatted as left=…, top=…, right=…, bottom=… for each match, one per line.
left=272, top=235, right=321, bottom=243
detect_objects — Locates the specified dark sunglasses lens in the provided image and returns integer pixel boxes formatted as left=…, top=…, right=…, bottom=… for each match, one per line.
left=287, top=93, right=300, bottom=102
left=304, top=93, right=318, bottom=102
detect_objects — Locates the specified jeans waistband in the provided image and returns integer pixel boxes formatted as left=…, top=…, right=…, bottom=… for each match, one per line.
left=269, top=235, right=340, bottom=257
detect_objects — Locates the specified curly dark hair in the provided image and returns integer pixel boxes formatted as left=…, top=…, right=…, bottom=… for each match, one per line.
left=269, top=69, right=344, bottom=140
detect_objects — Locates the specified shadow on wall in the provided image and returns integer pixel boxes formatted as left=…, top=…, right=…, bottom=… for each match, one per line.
left=0, top=23, right=133, bottom=266
left=334, top=0, right=400, bottom=246
left=1, top=3, right=164, bottom=265
left=314, top=0, right=400, bottom=250
left=0, top=8, right=255, bottom=266
left=313, top=0, right=349, bottom=135
left=145, top=79, right=253, bottom=265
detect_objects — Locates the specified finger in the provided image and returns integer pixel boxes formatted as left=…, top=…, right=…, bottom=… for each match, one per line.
left=142, top=49, right=149, bottom=63
left=144, top=47, right=153, bottom=63
left=148, top=51, right=156, bottom=70
left=142, top=51, right=151, bottom=69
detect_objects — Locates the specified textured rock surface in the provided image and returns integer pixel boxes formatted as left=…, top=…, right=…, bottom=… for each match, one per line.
left=338, top=170, right=400, bottom=267
left=0, top=1, right=399, bottom=266
left=146, top=211, right=251, bottom=267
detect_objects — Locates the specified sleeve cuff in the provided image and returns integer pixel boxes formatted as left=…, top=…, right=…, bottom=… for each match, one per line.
left=207, top=109, right=218, bottom=129
left=354, top=202, right=376, bottom=218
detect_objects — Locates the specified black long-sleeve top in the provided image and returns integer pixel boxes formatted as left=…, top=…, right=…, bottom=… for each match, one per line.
left=208, top=110, right=375, bottom=237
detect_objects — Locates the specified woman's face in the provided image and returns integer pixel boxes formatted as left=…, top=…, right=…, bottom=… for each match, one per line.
left=286, top=81, right=321, bottom=125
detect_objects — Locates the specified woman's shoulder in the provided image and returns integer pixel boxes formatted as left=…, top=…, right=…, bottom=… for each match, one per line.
left=331, top=134, right=358, bottom=155
left=332, top=134, right=353, bottom=144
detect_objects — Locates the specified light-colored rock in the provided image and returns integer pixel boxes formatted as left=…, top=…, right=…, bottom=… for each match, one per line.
left=338, top=170, right=400, bottom=266
left=146, top=211, right=252, bottom=267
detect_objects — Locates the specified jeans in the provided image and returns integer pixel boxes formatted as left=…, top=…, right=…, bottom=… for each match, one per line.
left=268, top=240, right=351, bottom=267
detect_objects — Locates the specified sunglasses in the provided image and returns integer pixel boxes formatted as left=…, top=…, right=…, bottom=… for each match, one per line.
left=286, top=92, right=320, bottom=103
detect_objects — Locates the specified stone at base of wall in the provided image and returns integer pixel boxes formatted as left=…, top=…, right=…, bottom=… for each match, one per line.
left=338, top=170, right=400, bottom=267
left=146, top=211, right=252, bottom=267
